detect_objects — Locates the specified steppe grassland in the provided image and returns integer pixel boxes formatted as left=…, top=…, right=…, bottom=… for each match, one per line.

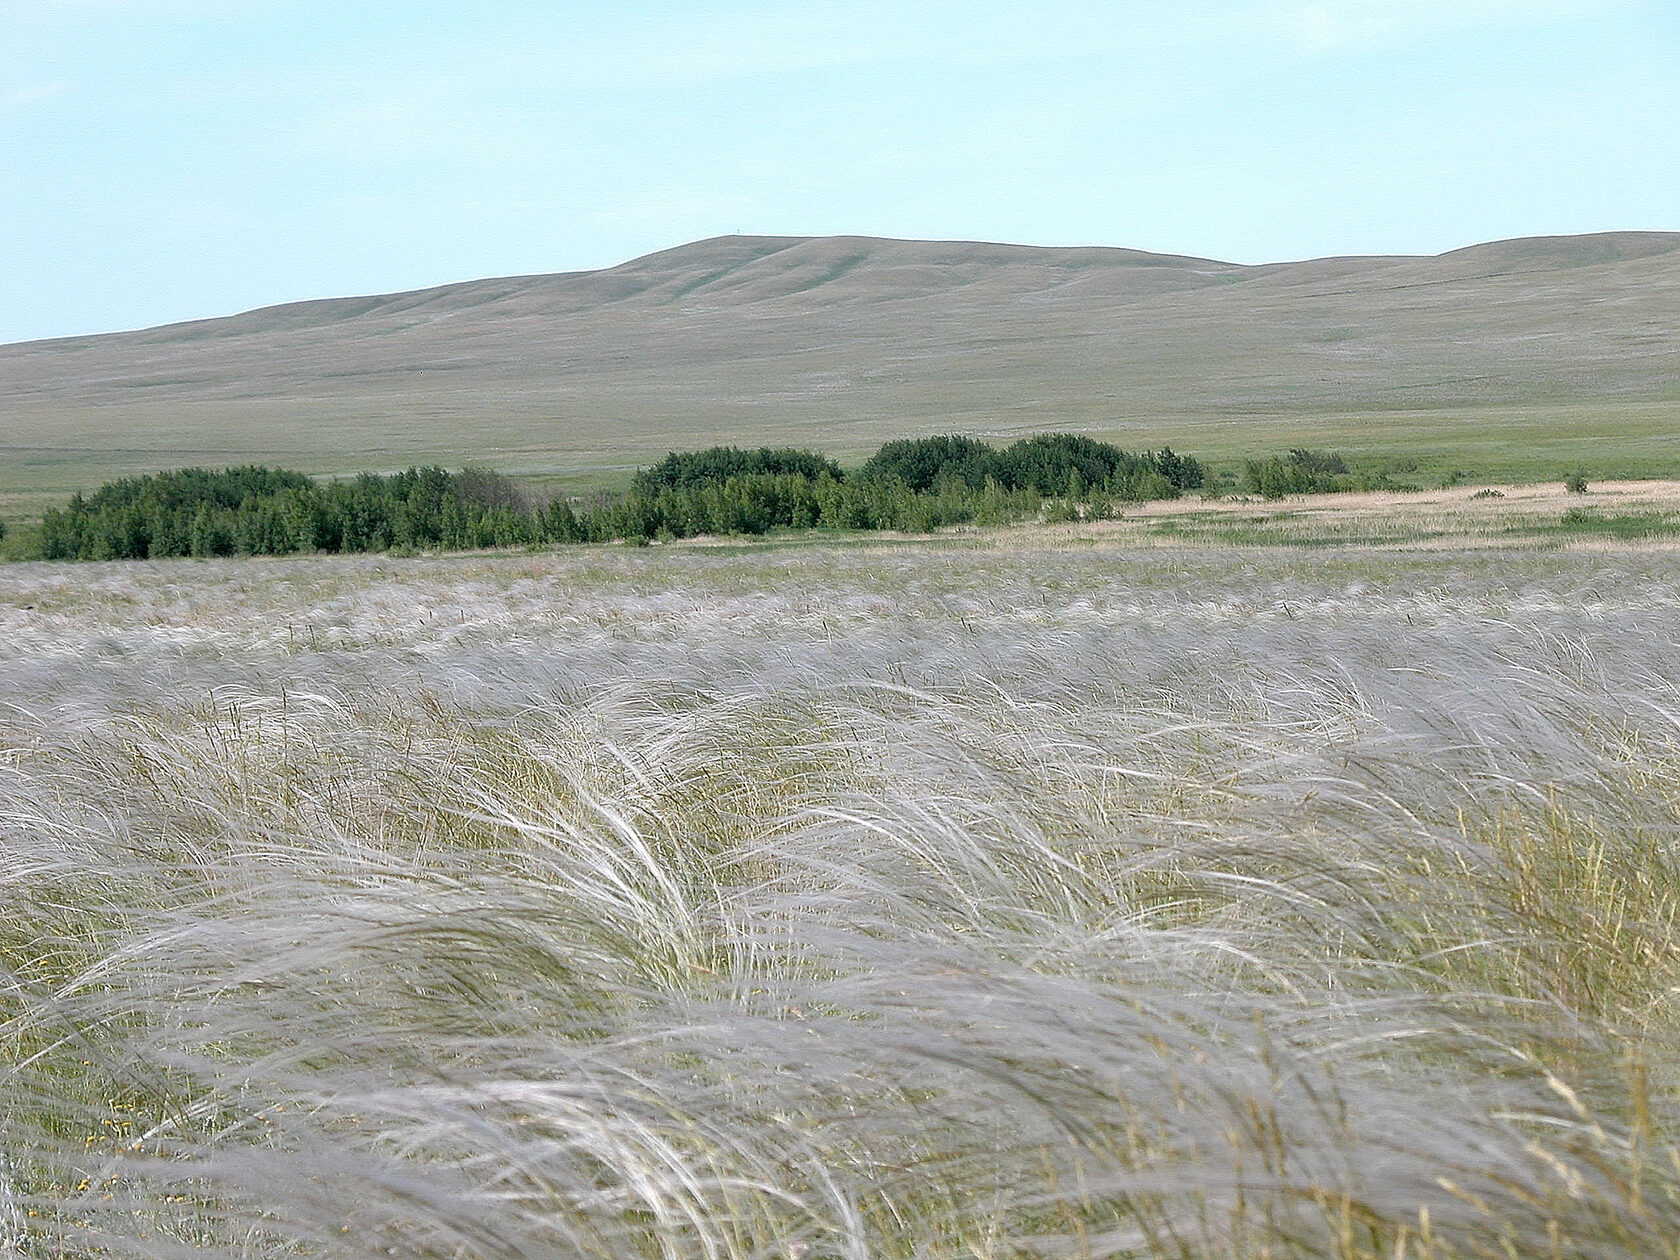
left=5, top=398, right=1680, bottom=510
left=4, top=534, right=1680, bottom=1258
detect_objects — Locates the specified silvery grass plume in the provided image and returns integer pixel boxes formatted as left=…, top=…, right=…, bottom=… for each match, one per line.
left=2, top=545, right=1680, bottom=1258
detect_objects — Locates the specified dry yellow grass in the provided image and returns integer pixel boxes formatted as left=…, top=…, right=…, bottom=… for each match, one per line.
left=9, top=514, right=1680, bottom=1257
left=966, top=478, right=1680, bottom=551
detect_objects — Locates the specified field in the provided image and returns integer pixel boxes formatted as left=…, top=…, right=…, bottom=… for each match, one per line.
left=6, top=518, right=1680, bottom=1259
left=5, top=400, right=1679, bottom=531
left=4, top=231, right=1678, bottom=514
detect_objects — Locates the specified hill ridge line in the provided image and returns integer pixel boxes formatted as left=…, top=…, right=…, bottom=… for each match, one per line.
left=9, top=229, right=1677, bottom=348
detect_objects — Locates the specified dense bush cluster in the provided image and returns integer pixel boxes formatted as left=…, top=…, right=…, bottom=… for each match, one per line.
left=630, top=446, right=845, bottom=494
left=37, top=466, right=535, bottom=561
left=862, top=432, right=1204, bottom=498
left=545, top=472, right=1047, bottom=545
left=31, top=433, right=1205, bottom=561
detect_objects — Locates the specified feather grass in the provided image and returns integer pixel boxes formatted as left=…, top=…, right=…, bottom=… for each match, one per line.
left=4, top=544, right=1680, bottom=1256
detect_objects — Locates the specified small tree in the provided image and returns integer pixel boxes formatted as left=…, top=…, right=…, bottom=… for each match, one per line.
left=1564, top=470, right=1589, bottom=494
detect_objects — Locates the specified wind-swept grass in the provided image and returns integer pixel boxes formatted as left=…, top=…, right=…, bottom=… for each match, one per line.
left=5, top=541, right=1680, bottom=1257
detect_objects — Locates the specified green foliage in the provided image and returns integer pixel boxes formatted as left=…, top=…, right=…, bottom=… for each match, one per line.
left=566, top=470, right=1043, bottom=542
left=20, top=433, right=1211, bottom=561
left=1565, top=469, right=1590, bottom=494
left=998, top=433, right=1203, bottom=498
left=40, top=465, right=314, bottom=561
left=1241, top=448, right=1376, bottom=498
left=0, top=519, right=34, bottom=561
left=861, top=432, right=1203, bottom=502
left=631, top=446, right=844, bottom=494
left=34, top=465, right=541, bottom=561
left=860, top=434, right=1000, bottom=492
left=1555, top=508, right=1677, bottom=539
left=998, top=433, right=1106, bottom=494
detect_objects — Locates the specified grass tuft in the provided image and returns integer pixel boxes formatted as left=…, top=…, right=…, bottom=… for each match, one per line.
left=5, top=543, right=1680, bottom=1256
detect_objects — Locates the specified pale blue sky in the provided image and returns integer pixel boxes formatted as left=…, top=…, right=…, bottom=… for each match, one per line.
left=3, top=0, right=1676, bottom=343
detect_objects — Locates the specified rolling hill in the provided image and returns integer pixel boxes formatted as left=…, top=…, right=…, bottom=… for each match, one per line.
left=3, top=230, right=1679, bottom=500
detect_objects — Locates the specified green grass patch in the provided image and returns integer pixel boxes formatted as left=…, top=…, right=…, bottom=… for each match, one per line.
left=1510, top=507, right=1680, bottom=542
left=6, top=399, right=1680, bottom=502
left=1148, top=513, right=1444, bottom=548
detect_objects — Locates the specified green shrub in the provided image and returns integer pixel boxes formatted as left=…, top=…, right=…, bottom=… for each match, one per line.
left=861, top=433, right=1201, bottom=502
left=33, top=465, right=545, bottom=561
left=632, top=446, right=844, bottom=494
left=1242, top=450, right=1349, bottom=498
left=20, top=435, right=1208, bottom=561
left=860, top=435, right=1000, bottom=493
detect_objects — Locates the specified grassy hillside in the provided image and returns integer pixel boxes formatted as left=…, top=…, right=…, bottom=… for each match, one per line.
left=7, top=535, right=1680, bottom=1256
left=2, top=231, right=1678, bottom=506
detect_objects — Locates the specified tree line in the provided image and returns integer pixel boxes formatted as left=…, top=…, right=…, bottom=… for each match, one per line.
left=31, top=434, right=1210, bottom=561
left=35, top=466, right=539, bottom=562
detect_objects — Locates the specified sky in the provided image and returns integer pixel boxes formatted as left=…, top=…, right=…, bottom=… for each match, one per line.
left=2, top=0, right=1677, bottom=343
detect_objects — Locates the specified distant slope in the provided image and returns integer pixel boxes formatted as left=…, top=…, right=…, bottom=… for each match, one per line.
left=3, top=231, right=1678, bottom=495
